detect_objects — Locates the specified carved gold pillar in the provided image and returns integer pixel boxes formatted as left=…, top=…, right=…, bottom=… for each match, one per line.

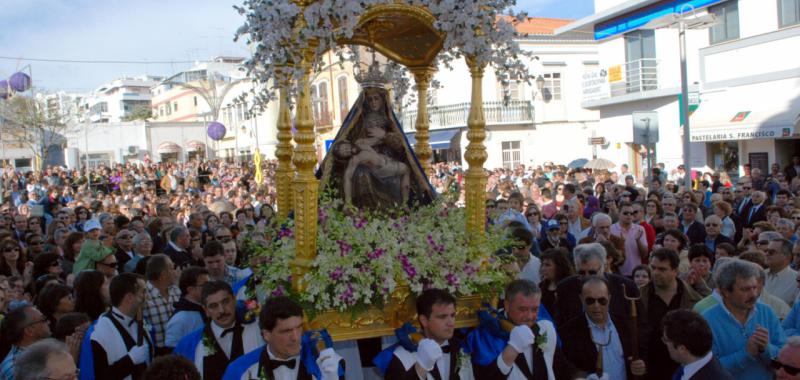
left=290, top=43, right=319, bottom=293
left=410, top=66, right=436, bottom=177
left=464, top=57, right=488, bottom=243
left=274, top=69, right=294, bottom=218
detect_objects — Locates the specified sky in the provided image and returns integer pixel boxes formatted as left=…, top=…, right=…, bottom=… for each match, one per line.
left=0, top=0, right=594, bottom=93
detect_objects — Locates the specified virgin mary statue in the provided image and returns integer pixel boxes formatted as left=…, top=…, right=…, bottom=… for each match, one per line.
left=317, top=69, right=435, bottom=210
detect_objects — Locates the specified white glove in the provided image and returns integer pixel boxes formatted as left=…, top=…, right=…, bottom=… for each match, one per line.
left=508, top=325, right=535, bottom=353
left=586, top=373, right=609, bottom=380
left=128, top=344, right=149, bottom=364
left=416, top=339, right=444, bottom=372
left=316, top=347, right=342, bottom=380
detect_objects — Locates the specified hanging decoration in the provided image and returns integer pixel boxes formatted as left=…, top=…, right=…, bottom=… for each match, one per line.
left=207, top=122, right=227, bottom=141
left=9, top=72, right=31, bottom=92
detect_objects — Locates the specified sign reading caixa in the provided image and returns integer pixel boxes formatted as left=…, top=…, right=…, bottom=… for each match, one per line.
left=691, top=127, right=793, bottom=142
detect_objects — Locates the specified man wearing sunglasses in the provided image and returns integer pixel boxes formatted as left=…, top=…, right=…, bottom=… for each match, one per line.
left=0, top=306, right=52, bottom=380
left=774, top=337, right=800, bottom=380
left=661, top=309, right=732, bottom=380
left=560, top=276, right=647, bottom=379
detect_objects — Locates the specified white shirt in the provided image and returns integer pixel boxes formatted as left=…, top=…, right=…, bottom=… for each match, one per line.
left=680, top=351, right=713, bottom=380
left=764, top=266, right=799, bottom=306
left=268, top=346, right=301, bottom=380
left=518, top=255, right=541, bottom=284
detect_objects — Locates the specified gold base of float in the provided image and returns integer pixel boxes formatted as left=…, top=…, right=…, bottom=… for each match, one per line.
left=306, top=287, right=492, bottom=341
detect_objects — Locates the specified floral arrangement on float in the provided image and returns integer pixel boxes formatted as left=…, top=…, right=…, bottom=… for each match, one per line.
left=245, top=191, right=513, bottom=313
left=234, top=0, right=533, bottom=110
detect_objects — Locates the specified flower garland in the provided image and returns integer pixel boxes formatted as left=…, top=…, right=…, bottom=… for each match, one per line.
left=234, top=0, right=531, bottom=112
left=247, top=197, right=513, bottom=313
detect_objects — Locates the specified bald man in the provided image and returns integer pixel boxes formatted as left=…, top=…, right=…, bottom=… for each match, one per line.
left=775, top=336, right=800, bottom=380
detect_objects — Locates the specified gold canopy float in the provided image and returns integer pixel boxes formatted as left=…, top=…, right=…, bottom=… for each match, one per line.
left=236, top=0, right=532, bottom=340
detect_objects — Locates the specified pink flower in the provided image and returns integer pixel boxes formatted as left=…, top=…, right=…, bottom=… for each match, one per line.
left=337, top=240, right=352, bottom=256
left=367, top=248, right=385, bottom=260
left=330, top=267, right=344, bottom=281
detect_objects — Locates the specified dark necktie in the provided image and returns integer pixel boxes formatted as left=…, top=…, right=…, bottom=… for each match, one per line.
left=440, top=345, right=452, bottom=354
left=672, top=365, right=684, bottom=380
left=221, top=326, right=238, bottom=337
left=269, top=358, right=297, bottom=370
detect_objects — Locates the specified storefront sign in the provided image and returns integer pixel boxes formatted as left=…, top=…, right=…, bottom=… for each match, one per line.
left=690, top=127, right=792, bottom=142
left=581, top=68, right=610, bottom=102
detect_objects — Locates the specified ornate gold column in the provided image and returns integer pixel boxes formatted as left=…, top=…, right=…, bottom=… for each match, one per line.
left=464, top=57, right=488, bottom=243
left=410, top=66, right=436, bottom=177
left=290, top=42, right=319, bottom=293
left=274, top=69, right=294, bottom=218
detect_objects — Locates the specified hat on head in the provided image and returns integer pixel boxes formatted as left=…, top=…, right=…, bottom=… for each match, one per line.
left=84, top=219, right=102, bottom=232
left=547, top=219, right=560, bottom=230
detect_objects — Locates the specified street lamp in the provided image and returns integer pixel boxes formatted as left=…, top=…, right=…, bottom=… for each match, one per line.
left=643, top=5, right=716, bottom=191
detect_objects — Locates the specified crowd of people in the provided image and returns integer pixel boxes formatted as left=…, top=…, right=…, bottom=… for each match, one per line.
left=1, top=157, right=800, bottom=379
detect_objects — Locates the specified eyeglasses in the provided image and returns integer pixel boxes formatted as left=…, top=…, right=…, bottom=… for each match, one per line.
left=30, top=241, right=44, bottom=246
left=578, top=270, right=599, bottom=276
left=705, top=223, right=720, bottom=227
left=25, top=316, right=48, bottom=328
left=50, top=261, right=61, bottom=267
left=559, top=221, right=568, bottom=225
left=742, top=186, right=752, bottom=190
left=756, top=240, right=770, bottom=246
left=3, top=247, right=20, bottom=252
left=526, top=212, right=538, bottom=217
left=217, top=236, right=232, bottom=243
left=621, top=212, right=634, bottom=216
left=771, top=359, right=800, bottom=376
left=118, top=235, right=133, bottom=239
left=584, top=297, right=609, bottom=306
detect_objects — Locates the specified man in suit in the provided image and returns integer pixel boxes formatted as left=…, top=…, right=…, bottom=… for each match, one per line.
left=743, top=191, right=768, bottom=228
left=555, top=243, right=640, bottom=326
left=222, top=296, right=344, bottom=380
left=86, top=273, right=152, bottom=380
left=383, top=288, right=472, bottom=379
left=560, top=276, right=647, bottom=379
left=679, top=203, right=706, bottom=245
left=163, top=226, right=193, bottom=268
left=471, top=279, right=575, bottom=380
left=174, top=281, right=263, bottom=380
left=662, top=309, right=733, bottom=380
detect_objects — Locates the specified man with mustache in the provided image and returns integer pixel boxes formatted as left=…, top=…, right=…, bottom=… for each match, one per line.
left=701, top=260, right=787, bottom=380
left=174, top=281, right=263, bottom=380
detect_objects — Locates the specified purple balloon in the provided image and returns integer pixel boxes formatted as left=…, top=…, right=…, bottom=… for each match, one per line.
left=9, top=72, right=31, bottom=92
left=0, top=80, right=8, bottom=99
left=207, top=122, right=227, bottom=141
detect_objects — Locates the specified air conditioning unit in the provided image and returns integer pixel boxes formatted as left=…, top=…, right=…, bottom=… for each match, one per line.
left=127, top=146, right=139, bottom=155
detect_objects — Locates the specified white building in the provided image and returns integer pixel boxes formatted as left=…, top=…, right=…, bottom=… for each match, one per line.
left=64, top=121, right=210, bottom=169
left=81, top=75, right=163, bottom=123
left=400, top=17, right=600, bottom=169
left=557, top=0, right=800, bottom=179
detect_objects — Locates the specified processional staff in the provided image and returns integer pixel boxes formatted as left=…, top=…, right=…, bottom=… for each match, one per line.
left=623, top=284, right=642, bottom=380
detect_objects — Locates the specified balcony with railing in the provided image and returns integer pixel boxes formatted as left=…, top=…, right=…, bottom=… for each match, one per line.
left=609, top=58, right=660, bottom=96
left=399, top=100, right=534, bottom=131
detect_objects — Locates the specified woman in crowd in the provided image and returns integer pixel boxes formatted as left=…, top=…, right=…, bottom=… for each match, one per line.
left=661, top=228, right=690, bottom=273
left=644, top=198, right=664, bottom=233
left=61, top=232, right=84, bottom=276
left=36, top=283, right=74, bottom=331
left=0, top=238, right=26, bottom=279
left=524, top=204, right=543, bottom=240
left=632, top=264, right=651, bottom=288
left=538, top=247, right=573, bottom=315
left=73, top=270, right=109, bottom=321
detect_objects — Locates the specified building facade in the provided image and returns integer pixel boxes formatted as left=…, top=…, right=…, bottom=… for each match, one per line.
left=399, top=17, right=600, bottom=169
left=558, top=0, right=800, bottom=179
left=80, top=75, right=162, bottom=123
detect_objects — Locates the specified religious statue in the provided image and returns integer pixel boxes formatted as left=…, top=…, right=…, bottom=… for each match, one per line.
left=318, top=61, right=435, bottom=211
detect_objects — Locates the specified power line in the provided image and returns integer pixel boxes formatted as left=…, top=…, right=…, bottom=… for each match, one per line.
left=0, top=56, right=207, bottom=64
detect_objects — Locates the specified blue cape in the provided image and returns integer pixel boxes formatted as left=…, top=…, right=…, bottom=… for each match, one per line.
left=232, top=274, right=251, bottom=297
left=220, top=330, right=343, bottom=380
left=464, top=304, right=557, bottom=366
left=173, top=326, right=205, bottom=362
left=78, top=321, right=96, bottom=380
left=372, top=323, right=419, bottom=375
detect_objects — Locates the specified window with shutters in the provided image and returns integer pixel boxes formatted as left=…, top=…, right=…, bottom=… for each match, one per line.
left=501, top=141, right=521, bottom=169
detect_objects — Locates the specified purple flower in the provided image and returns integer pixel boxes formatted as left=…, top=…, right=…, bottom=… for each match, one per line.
left=340, top=284, right=355, bottom=305
left=367, top=248, right=385, bottom=260
left=278, top=227, right=293, bottom=239
left=318, top=208, right=328, bottom=225
left=358, top=266, right=370, bottom=273
left=463, top=264, right=478, bottom=277
left=399, top=255, right=417, bottom=278
left=330, top=267, right=344, bottom=281
left=446, top=273, right=459, bottom=286
left=353, top=217, right=368, bottom=229
left=271, top=286, right=285, bottom=297
left=337, top=240, right=352, bottom=256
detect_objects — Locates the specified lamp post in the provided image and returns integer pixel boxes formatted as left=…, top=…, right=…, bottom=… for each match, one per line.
left=643, top=6, right=716, bottom=191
